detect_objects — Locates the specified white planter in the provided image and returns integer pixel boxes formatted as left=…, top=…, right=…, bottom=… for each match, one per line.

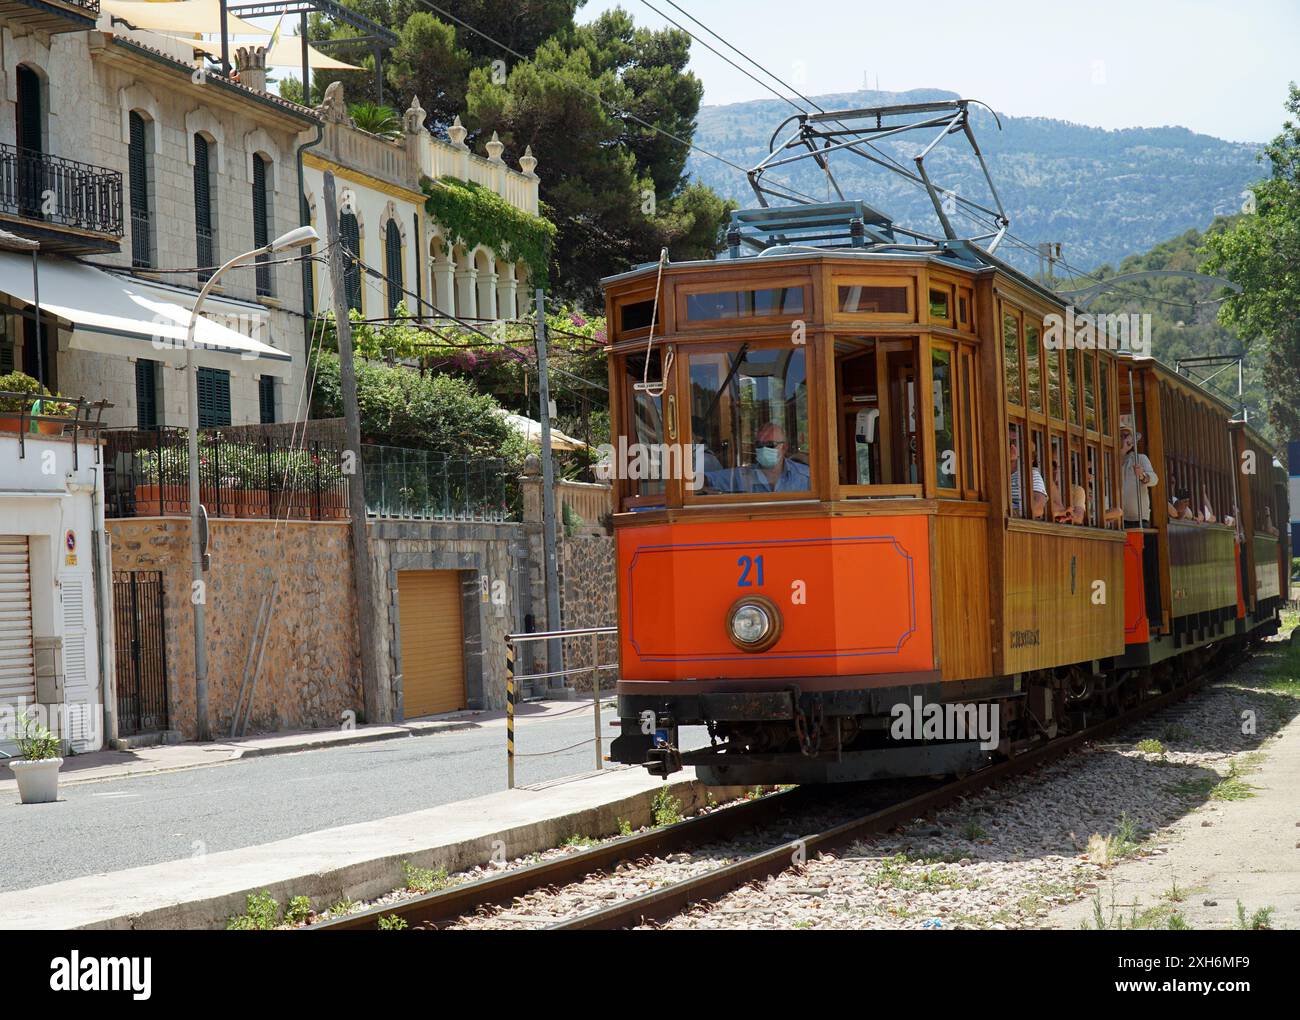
left=9, top=757, right=63, bottom=804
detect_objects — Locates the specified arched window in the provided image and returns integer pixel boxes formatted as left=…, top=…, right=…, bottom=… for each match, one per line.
left=129, top=112, right=153, bottom=268
left=340, top=211, right=362, bottom=312
left=194, top=133, right=217, bottom=282
left=384, top=219, right=403, bottom=318
left=252, top=153, right=273, bottom=296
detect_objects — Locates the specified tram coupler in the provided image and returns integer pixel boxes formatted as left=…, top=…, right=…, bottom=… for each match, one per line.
left=645, top=743, right=683, bottom=779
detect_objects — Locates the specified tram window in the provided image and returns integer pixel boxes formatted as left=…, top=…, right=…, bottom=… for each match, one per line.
left=1049, top=435, right=1067, bottom=522
left=1099, top=359, right=1112, bottom=435
left=837, top=340, right=880, bottom=486
left=839, top=285, right=908, bottom=315
left=623, top=352, right=666, bottom=502
left=1026, top=322, right=1042, bottom=412
left=960, top=349, right=978, bottom=494
left=1086, top=446, right=1100, bottom=526
left=619, top=299, right=655, bottom=333
left=932, top=347, right=957, bottom=490
left=1066, top=350, right=1080, bottom=425
left=685, top=287, right=804, bottom=321
left=687, top=346, right=810, bottom=496
left=1104, top=450, right=1117, bottom=528
left=1009, top=422, right=1044, bottom=519
left=1002, top=312, right=1022, bottom=406
left=928, top=287, right=951, bottom=323
left=1048, top=346, right=1064, bottom=419
left=957, top=287, right=973, bottom=330
left=1069, top=449, right=1085, bottom=525
left=1084, top=353, right=1097, bottom=431
left=1030, top=429, right=1047, bottom=520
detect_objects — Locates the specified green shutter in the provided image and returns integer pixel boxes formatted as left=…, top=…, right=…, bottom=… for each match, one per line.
left=385, top=219, right=403, bottom=317
left=340, top=212, right=362, bottom=312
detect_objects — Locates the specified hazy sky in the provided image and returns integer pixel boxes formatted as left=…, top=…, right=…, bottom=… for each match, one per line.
left=581, top=0, right=1299, bottom=144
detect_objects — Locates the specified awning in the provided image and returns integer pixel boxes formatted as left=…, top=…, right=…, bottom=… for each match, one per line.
left=264, top=37, right=364, bottom=71
left=101, top=0, right=269, bottom=36
left=495, top=410, right=588, bottom=452
left=0, top=252, right=289, bottom=362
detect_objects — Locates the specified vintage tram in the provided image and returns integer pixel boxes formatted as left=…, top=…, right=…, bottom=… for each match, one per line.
left=599, top=105, right=1288, bottom=785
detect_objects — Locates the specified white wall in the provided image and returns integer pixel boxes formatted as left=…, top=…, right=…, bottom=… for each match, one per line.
left=0, top=432, right=111, bottom=754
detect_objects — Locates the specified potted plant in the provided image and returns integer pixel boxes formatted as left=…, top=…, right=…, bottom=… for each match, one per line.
left=8, top=713, right=63, bottom=804
left=0, top=372, right=74, bottom=436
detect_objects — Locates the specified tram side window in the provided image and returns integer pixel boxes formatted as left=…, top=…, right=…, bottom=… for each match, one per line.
left=688, top=346, right=811, bottom=496
left=933, top=347, right=957, bottom=490
left=1008, top=421, right=1045, bottom=519
left=621, top=351, right=666, bottom=506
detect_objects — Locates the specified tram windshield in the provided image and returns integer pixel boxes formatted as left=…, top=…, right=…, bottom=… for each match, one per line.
left=686, top=346, right=811, bottom=496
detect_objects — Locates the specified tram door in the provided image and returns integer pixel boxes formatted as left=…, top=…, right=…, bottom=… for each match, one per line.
left=885, top=345, right=919, bottom=485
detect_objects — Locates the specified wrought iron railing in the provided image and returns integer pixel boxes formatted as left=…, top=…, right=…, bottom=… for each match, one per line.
left=196, top=225, right=215, bottom=283
left=363, top=444, right=521, bottom=522
left=0, top=143, right=123, bottom=236
left=130, top=208, right=152, bottom=268
left=55, top=0, right=100, bottom=11
left=255, top=252, right=273, bottom=297
left=104, top=426, right=348, bottom=521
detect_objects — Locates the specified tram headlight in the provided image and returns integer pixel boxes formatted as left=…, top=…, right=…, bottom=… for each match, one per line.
left=726, top=595, right=782, bottom=652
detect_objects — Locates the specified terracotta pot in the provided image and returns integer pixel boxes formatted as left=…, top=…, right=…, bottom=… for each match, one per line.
left=9, top=757, right=62, bottom=804
left=0, top=414, right=66, bottom=436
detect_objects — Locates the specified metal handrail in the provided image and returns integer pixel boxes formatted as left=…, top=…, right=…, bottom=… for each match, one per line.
left=504, top=625, right=619, bottom=788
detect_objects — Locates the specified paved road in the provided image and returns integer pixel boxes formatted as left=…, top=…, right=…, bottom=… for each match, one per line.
left=0, top=703, right=708, bottom=893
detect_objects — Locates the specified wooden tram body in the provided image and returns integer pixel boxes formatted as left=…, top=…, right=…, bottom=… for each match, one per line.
left=601, top=218, right=1287, bottom=785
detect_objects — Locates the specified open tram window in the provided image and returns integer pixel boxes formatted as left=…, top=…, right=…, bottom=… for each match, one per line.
left=835, top=338, right=881, bottom=486
left=686, top=345, right=810, bottom=497
left=619, top=350, right=667, bottom=508
left=1030, top=429, right=1048, bottom=520
left=1049, top=434, right=1068, bottom=523
left=1069, top=448, right=1085, bottom=525
left=833, top=336, right=923, bottom=493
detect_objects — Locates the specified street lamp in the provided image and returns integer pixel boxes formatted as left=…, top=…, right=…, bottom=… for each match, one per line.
left=186, top=224, right=320, bottom=740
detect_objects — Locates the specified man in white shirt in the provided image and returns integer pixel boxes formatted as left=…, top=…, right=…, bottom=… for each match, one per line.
left=1008, top=432, right=1047, bottom=519
left=1120, top=424, right=1159, bottom=527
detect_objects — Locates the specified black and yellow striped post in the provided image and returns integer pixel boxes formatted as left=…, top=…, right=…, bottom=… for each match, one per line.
left=506, top=639, right=516, bottom=789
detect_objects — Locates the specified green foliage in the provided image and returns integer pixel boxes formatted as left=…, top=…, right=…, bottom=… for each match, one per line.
left=284, top=895, right=313, bottom=925
left=401, top=861, right=451, bottom=893
left=378, top=913, right=409, bottom=930
left=650, top=786, right=683, bottom=827
left=311, top=349, right=526, bottom=461
left=226, top=890, right=280, bottom=931
left=561, top=833, right=598, bottom=849
left=348, top=101, right=402, bottom=141
left=1203, top=83, right=1300, bottom=444
left=422, top=176, right=557, bottom=286
left=1235, top=901, right=1275, bottom=930
left=16, top=713, right=60, bottom=761
left=0, top=371, right=75, bottom=416
left=1135, top=738, right=1166, bottom=755
left=616, top=817, right=634, bottom=837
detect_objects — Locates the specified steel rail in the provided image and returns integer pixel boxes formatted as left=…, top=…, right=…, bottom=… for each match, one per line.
left=306, top=783, right=827, bottom=930
left=549, top=654, right=1245, bottom=930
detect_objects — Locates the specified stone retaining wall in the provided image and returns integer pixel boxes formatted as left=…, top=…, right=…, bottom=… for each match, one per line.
left=106, top=518, right=360, bottom=739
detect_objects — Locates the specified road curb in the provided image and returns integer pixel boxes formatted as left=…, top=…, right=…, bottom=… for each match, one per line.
left=231, top=719, right=480, bottom=760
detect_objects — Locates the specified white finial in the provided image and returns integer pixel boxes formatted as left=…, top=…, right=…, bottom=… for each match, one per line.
left=486, top=131, right=504, bottom=162
left=448, top=115, right=467, bottom=147
left=519, top=145, right=537, bottom=176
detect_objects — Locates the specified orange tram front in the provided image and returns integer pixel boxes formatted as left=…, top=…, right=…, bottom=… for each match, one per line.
left=601, top=214, right=1289, bottom=786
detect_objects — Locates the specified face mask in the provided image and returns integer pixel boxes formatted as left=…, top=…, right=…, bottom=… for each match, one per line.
left=756, top=445, right=781, bottom=469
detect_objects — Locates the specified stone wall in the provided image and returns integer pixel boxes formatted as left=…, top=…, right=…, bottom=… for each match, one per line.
left=106, top=518, right=360, bottom=739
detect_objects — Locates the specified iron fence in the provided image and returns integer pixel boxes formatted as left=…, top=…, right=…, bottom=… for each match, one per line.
left=363, top=444, right=522, bottom=522
left=0, top=143, right=123, bottom=236
left=104, top=426, right=348, bottom=521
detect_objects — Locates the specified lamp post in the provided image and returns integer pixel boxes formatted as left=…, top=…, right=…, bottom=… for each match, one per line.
left=186, top=225, right=319, bottom=741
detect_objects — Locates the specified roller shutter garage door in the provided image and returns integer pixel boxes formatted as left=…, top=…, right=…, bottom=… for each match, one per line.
left=397, top=570, right=465, bottom=717
left=0, top=536, right=35, bottom=712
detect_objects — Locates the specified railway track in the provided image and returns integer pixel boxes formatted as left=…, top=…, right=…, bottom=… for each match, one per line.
left=309, top=650, right=1244, bottom=931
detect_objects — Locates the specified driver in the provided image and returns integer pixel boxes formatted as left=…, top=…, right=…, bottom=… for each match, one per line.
left=705, top=422, right=811, bottom=493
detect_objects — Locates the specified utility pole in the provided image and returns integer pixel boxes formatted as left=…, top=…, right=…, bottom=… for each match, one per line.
left=1038, top=242, right=1062, bottom=288
left=534, top=288, right=563, bottom=689
left=323, top=171, right=389, bottom=723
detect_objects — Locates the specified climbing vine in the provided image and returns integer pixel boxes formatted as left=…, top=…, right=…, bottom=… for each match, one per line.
left=422, top=175, right=556, bottom=288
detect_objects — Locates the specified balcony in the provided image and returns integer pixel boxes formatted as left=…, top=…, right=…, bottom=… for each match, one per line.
left=0, top=0, right=99, bottom=34
left=0, top=144, right=123, bottom=254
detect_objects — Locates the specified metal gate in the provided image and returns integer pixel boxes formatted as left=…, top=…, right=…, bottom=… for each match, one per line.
left=112, top=570, right=168, bottom=735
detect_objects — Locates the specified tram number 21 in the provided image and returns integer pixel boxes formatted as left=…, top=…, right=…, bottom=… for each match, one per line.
left=737, top=554, right=765, bottom=587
